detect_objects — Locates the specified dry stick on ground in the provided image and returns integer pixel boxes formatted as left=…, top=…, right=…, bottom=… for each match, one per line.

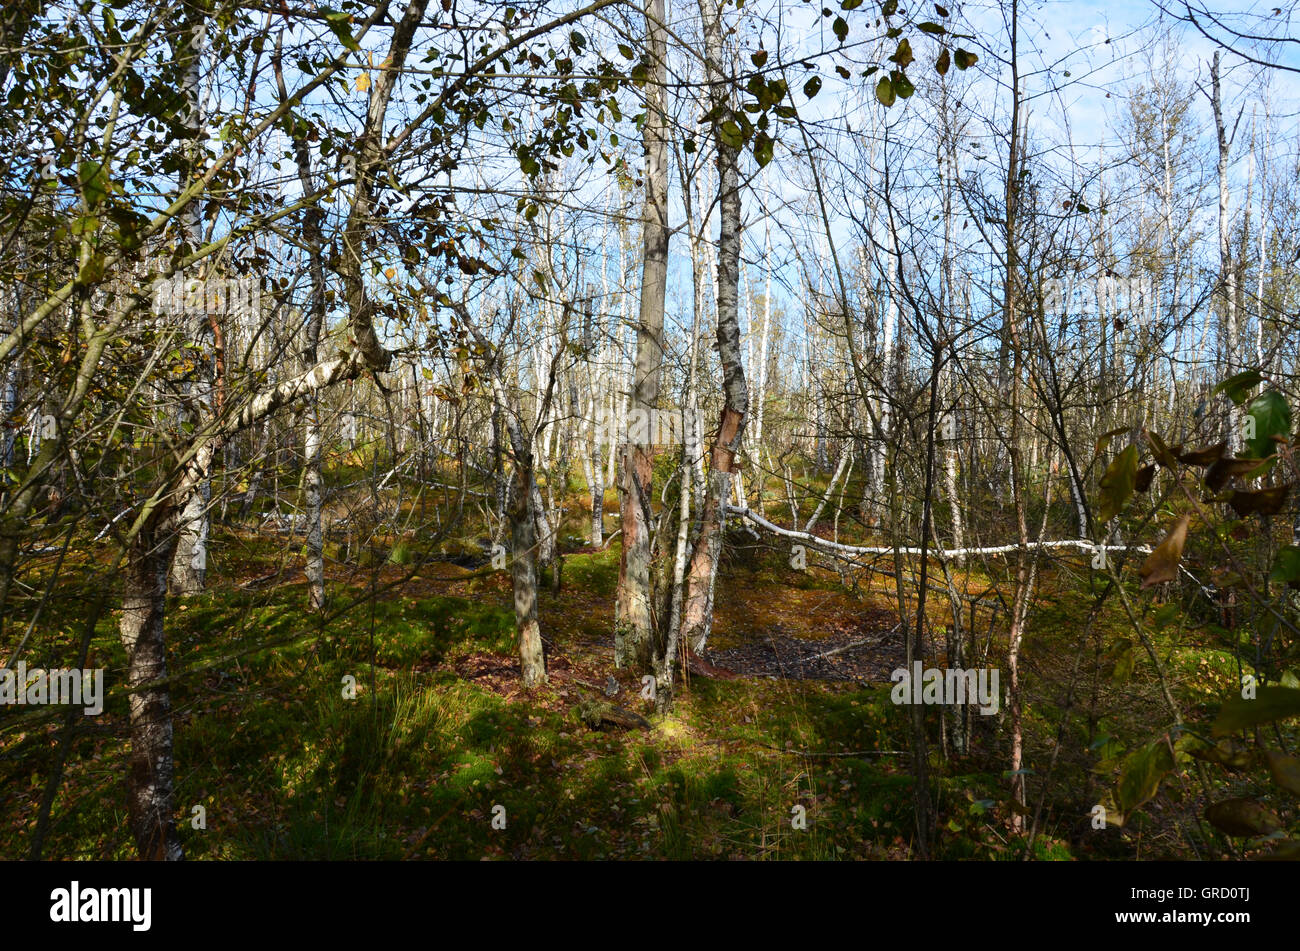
left=754, top=742, right=909, bottom=758
left=798, top=624, right=900, bottom=664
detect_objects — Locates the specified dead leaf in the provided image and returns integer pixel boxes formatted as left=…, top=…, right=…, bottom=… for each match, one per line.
left=1228, top=484, right=1291, bottom=517
left=1140, top=514, right=1191, bottom=589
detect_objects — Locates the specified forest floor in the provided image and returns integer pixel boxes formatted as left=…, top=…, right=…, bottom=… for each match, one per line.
left=2, top=499, right=1251, bottom=860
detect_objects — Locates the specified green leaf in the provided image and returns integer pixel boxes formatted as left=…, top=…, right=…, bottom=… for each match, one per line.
left=751, top=49, right=768, bottom=68
left=321, top=8, right=360, bottom=52
left=1181, top=736, right=1250, bottom=770
left=753, top=133, right=774, bottom=168
left=1145, top=430, right=1179, bottom=468
left=954, top=48, right=978, bottom=70
left=79, top=161, right=109, bottom=211
left=719, top=119, right=745, bottom=149
left=1213, top=686, right=1300, bottom=736
left=1270, top=545, right=1300, bottom=587
left=1150, top=602, right=1179, bottom=630
left=1246, top=389, right=1291, bottom=459
left=1097, top=443, right=1138, bottom=523
left=617, top=43, right=634, bottom=59
left=803, top=75, right=822, bottom=98
left=918, top=21, right=946, bottom=34
left=1117, top=740, right=1175, bottom=814
left=893, top=72, right=915, bottom=98
left=832, top=15, right=848, bottom=42
left=875, top=76, right=896, bottom=107
left=1211, top=368, right=1264, bottom=406
left=1094, top=425, right=1128, bottom=457
left=1111, top=638, right=1134, bottom=682
left=891, top=38, right=914, bottom=68
left=77, top=253, right=106, bottom=285
left=840, top=0, right=863, bottom=9
left=936, top=48, right=950, bottom=75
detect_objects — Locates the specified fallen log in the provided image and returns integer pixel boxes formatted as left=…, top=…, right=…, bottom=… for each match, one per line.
left=576, top=698, right=652, bottom=731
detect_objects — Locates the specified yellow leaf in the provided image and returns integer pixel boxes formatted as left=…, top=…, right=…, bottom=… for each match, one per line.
left=356, top=72, right=371, bottom=92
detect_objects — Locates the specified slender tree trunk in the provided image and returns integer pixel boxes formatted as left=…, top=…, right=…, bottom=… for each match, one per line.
left=1211, top=51, right=1239, bottom=452
left=614, top=0, right=669, bottom=671
left=677, top=0, right=747, bottom=670
left=1004, top=14, right=1031, bottom=832
left=120, top=520, right=185, bottom=860
left=170, top=11, right=211, bottom=596
left=511, top=459, right=546, bottom=687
